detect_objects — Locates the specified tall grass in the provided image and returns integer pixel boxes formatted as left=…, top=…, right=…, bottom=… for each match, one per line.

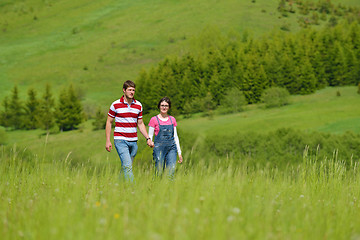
left=1, top=145, right=360, bottom=240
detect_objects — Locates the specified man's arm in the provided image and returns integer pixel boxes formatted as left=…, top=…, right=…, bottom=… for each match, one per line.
left=105, top=116, right=114, bottom=152
left=137, top=118, right=154, bottom=147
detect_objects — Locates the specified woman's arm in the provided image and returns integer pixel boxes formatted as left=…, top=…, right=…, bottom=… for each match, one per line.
left=148, top=126, right=155, bottom=141
left=174, top=127, right=182, bottom=160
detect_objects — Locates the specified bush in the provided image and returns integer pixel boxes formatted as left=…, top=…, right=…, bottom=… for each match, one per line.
left=220, top=88, right=247, bottom=114
left=261, top=87, right=290, bottom=108
left=92, top=108, right=107, bottom=130
left=280, top=23, right=291, bottom=31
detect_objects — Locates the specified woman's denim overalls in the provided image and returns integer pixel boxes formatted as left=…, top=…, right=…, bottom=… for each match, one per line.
left=153, top=116, right=177, bottom=178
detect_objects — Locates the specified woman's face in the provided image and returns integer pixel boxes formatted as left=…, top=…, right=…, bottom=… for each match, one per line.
left=159, top=101, right=170, bottom=114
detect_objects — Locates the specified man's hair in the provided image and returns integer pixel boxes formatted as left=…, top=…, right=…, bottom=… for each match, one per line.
left=157, top=97, right=172, bottom=109
left=123, top=80, right=136, bottom=90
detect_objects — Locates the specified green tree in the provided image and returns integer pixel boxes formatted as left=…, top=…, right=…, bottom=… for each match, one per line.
left=8, top=85, right=24, bottom=130
left=208, top=67, right=221, bottom=105
left=263, top=43, right=282, bottom=88
left=38, top=84, right=55, bottom=131
left=328, top=16, right=338, bottom=27
left=329, top=43, right=347, bottom=86
left=318, top=0, right=332, bottom=14
left=24, top=88, right=40, bottom=129
left=220, top=88, right=247, bottom=113
left=309, top=33, right=328, bottom=89
left=241, top=56, right=268, bottom=103
left=311, top=12, right=320, bottom=25
left=189, top=96, right=204, bottom=114
left=55, top=84, right=84, bottom=131
left=183, top=101, right=192, bottom=118
left=277, top=0, right=287, bottom=13
left=261, top=87, right=291, bottom=108
left=202, top=92, right=215, bottom=118
left=136, top=69, right=151, bottom=114
left=147, top=67, right=163, bottom=112
left=293, top=59, right=317, bottom=94
left=320, top=12, right=327, bottom=21
left=92, top=107, right=106, bottom=130
left=317, top=30, right=337, bottom=86
left=0, top=96, right=10, bottom=128
left=347, top=22, right=360, bottom=60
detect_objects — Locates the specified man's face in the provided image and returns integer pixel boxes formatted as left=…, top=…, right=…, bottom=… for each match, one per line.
left=123, top=87, right=135, bottom=99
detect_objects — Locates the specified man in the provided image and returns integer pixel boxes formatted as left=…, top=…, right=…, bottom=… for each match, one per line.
left=105, top=80, right=153, bottom=182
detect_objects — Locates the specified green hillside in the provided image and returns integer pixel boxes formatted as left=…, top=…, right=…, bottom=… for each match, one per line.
left=4, top=86, right=360, bottom=166
left=180, top=86, right=360, bottom=136
left=1, top=0, right=359, bottom=107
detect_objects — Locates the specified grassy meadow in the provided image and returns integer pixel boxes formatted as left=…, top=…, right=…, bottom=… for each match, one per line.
left=2, top=144, right=360, bottom=240
left=2, top=0, right=360, bottom=239
left=2, top=86, right=360, bottom=239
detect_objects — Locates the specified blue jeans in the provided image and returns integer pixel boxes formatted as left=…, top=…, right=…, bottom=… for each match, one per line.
left=153, top=143, right=177, bottom=179
left=114, top=140, right=138, bottom=182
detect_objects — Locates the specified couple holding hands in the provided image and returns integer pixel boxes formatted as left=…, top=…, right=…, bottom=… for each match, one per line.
left=105, top=80, right=182, bottom=182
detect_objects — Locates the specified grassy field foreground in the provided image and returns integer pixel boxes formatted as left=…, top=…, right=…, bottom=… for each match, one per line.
left=1, top=147, right=360, bottom=240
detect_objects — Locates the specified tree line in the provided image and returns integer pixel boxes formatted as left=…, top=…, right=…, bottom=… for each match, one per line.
left=135, top=20, right=360, bottom=115
left=0, top=84, right=84, bottom=132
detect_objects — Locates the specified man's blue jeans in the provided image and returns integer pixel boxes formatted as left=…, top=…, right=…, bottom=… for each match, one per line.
left=114, top=139, right=138, bottom=182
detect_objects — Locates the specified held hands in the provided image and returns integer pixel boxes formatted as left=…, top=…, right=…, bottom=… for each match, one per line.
left=146, top=138, right=154, bottom=148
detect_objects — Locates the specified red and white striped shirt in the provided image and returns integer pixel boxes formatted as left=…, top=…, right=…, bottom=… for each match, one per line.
left=108, top=96, right=143, bottom=141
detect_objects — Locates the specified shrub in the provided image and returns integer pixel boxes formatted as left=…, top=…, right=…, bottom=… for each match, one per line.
left=92, top=108, right=107, bottom=131
left=328, top=16, right=338, bottom=27
left=280, top=22, right=291, bottom=31
left=220, top=88, right=247, bottom=114
left=55, top=85, right=84, bottom=131
left=261, top=87, right=290, bottom=108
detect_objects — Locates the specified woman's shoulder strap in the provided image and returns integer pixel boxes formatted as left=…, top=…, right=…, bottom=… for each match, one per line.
left=155, top=115, right=161, bottom=125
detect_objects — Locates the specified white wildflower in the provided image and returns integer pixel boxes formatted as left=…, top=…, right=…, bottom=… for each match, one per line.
left=232, top=207, right=241, bottom=214
left=99, top=218, right=107, bottom=225
left=227, top=215, right=234, bottom=222
left=194, top=208, right=200, bottom=214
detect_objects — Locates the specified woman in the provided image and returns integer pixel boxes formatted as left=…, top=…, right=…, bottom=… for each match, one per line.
left=148, top=97, right=183, bottom=178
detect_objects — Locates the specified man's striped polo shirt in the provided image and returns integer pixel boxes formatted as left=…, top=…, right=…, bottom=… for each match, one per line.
left=108, top=96, right=143, bottom=141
